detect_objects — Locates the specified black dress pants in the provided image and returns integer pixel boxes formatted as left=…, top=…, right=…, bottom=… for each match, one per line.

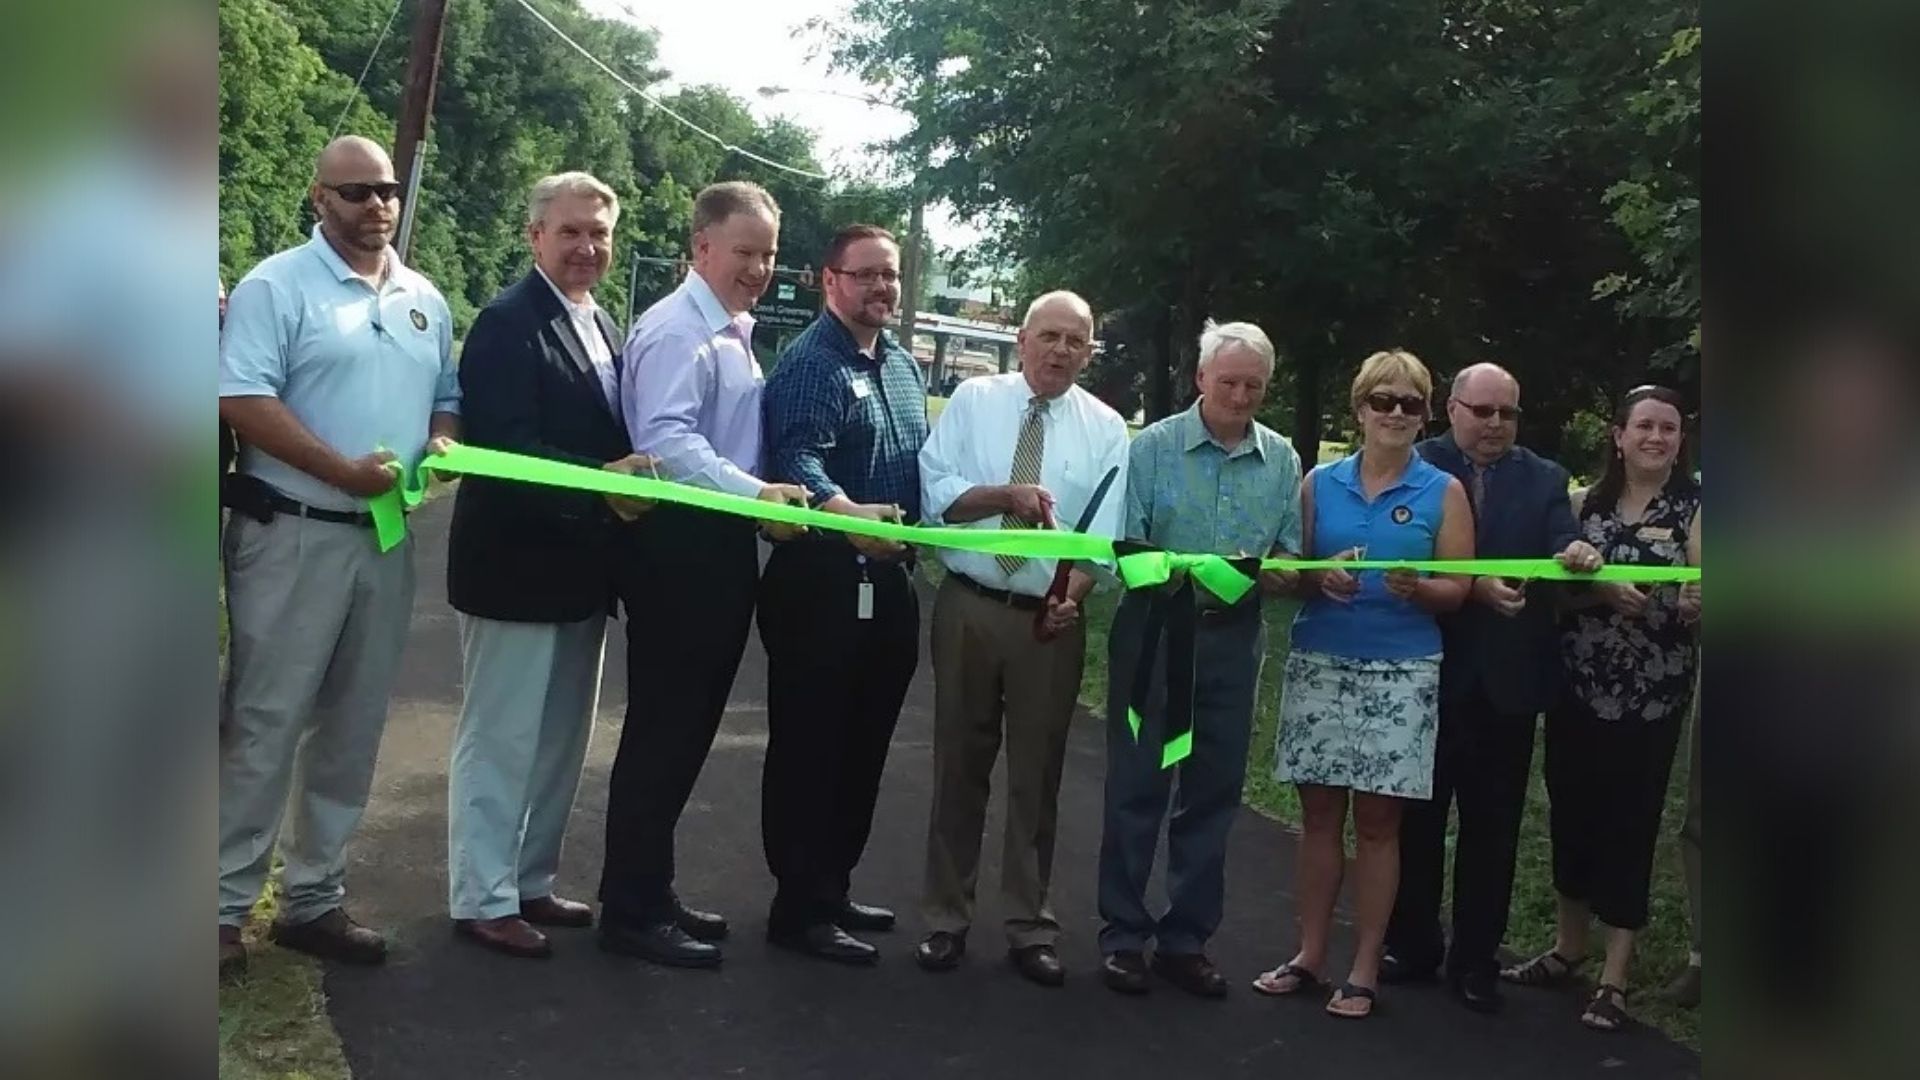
left=598, top=507, right=760, bottom=925
left=1387, top=683, right=1538, bottom=978
left=757, top=541, right=919, bottom=930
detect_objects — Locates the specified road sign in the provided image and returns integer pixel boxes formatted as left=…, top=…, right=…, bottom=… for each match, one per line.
left=754, top=277, right=821, bottom=332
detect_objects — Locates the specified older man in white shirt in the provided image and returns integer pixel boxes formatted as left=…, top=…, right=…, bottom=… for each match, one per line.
left=913, top=290, right=1130, bottom=986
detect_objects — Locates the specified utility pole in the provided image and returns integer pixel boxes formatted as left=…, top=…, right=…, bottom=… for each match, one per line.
left=392, top=0, right=451, bottom=264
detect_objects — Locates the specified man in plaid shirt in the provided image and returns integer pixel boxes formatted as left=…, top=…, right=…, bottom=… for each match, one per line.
left=758, top=224, right=929, bottom=964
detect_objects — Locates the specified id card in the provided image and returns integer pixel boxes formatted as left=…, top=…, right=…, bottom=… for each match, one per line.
left=851, top=378, right=873, bottom=399
left=857, top=582, right=875, bottom=620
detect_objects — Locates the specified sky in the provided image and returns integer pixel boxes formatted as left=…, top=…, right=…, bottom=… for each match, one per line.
left=576, top=0, right=982, bottom=250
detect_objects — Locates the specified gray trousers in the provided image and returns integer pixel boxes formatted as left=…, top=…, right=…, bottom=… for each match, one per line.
left=920, top=576, right=1085, bottom=948
left=448, top=614, right=605, bottom=919
left=218, top=513, right=415, bottom=926
left=1097, top=592, right=1265, bottom=956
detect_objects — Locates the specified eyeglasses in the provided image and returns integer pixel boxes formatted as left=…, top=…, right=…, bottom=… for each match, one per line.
left=1450, top=398, right=1521, bottom=422
left=830, top=266, right=901, bottom=286
left=324, top=181, right=402, bottom=204
left=1364, top=392, right=1429, bottom=417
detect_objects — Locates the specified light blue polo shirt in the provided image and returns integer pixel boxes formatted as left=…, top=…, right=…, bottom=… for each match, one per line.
left=219, top=225, right=459, bottom=511
left=1291, top=451, right=1451, bottom=659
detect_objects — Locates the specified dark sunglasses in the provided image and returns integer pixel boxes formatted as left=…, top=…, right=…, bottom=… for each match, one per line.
left=1364, top=392, right=1429, bottom=417
left=324, top=181, right=402, bottom=204
left=1450, top=398, right=1522, bottom=422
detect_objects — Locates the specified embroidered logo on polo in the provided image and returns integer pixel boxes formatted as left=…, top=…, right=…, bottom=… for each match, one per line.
left=1391, top=505, right=1413, bottom=525
left=409, top=308, right=428, bottom=331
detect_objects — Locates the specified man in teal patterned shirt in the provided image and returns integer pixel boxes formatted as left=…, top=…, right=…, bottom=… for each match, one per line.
left=1096, top=320, right=1303, bottom=998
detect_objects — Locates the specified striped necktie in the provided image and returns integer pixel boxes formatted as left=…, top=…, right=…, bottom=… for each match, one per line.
left=995, top=396, right=1048, bottom=576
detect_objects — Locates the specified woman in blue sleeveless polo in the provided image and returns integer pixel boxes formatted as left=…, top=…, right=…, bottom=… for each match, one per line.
left=1252, top=350, right=1474, bottom=1019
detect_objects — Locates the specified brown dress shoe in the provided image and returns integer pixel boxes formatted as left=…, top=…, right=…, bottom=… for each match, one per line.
left=455, top=916, right=553, bottom=959
left=1152, top=951, right=1229, bottom=998
left=520, top=895, right=594, bottom=928
left=219, top=924, right=248, bottom=980
left=1009, top=944, right=1066, bottom=987
left=269, top=908, right=387, bottom=965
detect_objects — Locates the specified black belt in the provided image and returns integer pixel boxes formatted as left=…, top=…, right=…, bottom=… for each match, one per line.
left=266, top=493, right=377, bottom=528
left=950, top=571, right=1046, bottom=612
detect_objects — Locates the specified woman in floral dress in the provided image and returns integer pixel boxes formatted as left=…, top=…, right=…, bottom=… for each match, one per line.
left=1252, top=350, right=1474, bottom=1018
left=1502, top=385, right=1702, bottom=1031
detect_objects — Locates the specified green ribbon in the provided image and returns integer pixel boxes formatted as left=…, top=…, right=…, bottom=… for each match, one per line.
left=368, top=443, right=1700, bottom=585
left=363, top=443, right=1702, bottom=772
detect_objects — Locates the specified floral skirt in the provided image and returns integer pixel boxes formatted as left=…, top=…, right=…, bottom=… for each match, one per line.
left=1273, top=649, right=1441, bottom=799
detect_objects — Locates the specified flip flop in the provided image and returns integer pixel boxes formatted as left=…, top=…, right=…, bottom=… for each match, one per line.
left=1252, top=961, right=1322, bottom=997
left=1325, top=982, right=1377, bottom=1019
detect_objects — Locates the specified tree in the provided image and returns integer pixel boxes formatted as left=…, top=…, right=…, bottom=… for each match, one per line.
left=217, top=0, right=863, bottom=340
left=833, top=0, right=1702, bottom=465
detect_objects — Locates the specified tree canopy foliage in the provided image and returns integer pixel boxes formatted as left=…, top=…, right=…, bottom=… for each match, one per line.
left=833, top=0, right=1701, bottom=469
left=218, top=0, right=906, bottom=335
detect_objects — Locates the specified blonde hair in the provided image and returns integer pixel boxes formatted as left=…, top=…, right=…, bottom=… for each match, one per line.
left=1350, top=348, right=1433, bottom=414
left=528, top=171, right=620, bottom=226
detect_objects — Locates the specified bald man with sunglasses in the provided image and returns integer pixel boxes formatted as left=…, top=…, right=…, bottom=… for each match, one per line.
left=1382, top=363, right=1601, bottom=1013
left=218, top=136, right=459, bottom=972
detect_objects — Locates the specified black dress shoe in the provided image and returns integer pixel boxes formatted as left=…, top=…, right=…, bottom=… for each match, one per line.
left=1452, top=968, right=1504, bottom=1014
left=673, top=901, right=729, bottom=943
left=915, top=931, right=966, bottom=972
left=598, top=919, right=722, bottom=968
left=1152, top=951, right=1229, bottom=998
left=1101, top=951, right=1151, bottom=995
left=1009, top=944, right=1065, bottom=987
left=1379, top=951, right=1441, bottom=985
left=836, top=900, right=897, bottom=933
left=768, top=922, right=879, bottom=966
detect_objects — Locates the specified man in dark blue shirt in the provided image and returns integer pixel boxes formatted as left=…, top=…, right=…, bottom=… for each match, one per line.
left=758, top=225, right=930, bottom=964
left=1384, top=363, right=1601, bottom=1012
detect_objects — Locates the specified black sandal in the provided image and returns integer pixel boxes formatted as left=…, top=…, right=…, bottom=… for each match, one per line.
left=1500, top=949, right=1584, bottom=987
left=1252, top=961, right=1322, bottom=997
left=1325, top=982, right=1377, bottom=1019
left=1581, top=984, right=1629, bottom=1031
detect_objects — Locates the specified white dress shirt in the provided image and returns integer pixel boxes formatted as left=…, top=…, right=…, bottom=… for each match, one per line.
left=536, top=266, right=618, bottom=409
left=919, top=372, right=1131, bottom=597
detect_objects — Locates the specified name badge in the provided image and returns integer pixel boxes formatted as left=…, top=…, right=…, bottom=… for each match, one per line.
left=1636, top=525, right=1675, bottom=543
left=851, top=378, right=873, bottom=399
left=857, top=582, right=875, bottom=620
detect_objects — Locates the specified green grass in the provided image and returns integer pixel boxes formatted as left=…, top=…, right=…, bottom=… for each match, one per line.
left=1072, top=587, right=1699, bottom=1048
left=218, top=869, right=351, bottom=1080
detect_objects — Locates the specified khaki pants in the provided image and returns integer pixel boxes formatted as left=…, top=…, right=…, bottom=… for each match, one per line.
left=448, top=614, right=606, bottom=920
left=920, top=576, right=1085, bottom=948
left=218, top=513, right=415, bottom=926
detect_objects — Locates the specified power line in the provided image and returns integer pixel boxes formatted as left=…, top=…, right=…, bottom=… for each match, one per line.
left=329, top=0, right=408, bottom=140
left=510, top=0, right=830, bottom=181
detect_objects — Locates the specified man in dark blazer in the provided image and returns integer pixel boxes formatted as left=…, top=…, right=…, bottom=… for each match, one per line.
left=1384, top=363, right=1601, bottom=1010
left=445, top=172, right=654, bottom=958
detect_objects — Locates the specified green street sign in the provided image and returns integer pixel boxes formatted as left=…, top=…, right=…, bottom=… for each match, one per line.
left=754, top=277, right=820, bottom=331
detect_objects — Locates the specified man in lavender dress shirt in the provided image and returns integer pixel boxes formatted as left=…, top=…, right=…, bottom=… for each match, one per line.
left=596, top=181, right=807, bottom=969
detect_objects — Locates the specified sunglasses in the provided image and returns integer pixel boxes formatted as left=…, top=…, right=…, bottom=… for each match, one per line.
left=1364, top=392, right=1429, bottom=417
left=324, top=181, right=402, bottom=204
left=1451, top=398, right=1522, bottom=422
